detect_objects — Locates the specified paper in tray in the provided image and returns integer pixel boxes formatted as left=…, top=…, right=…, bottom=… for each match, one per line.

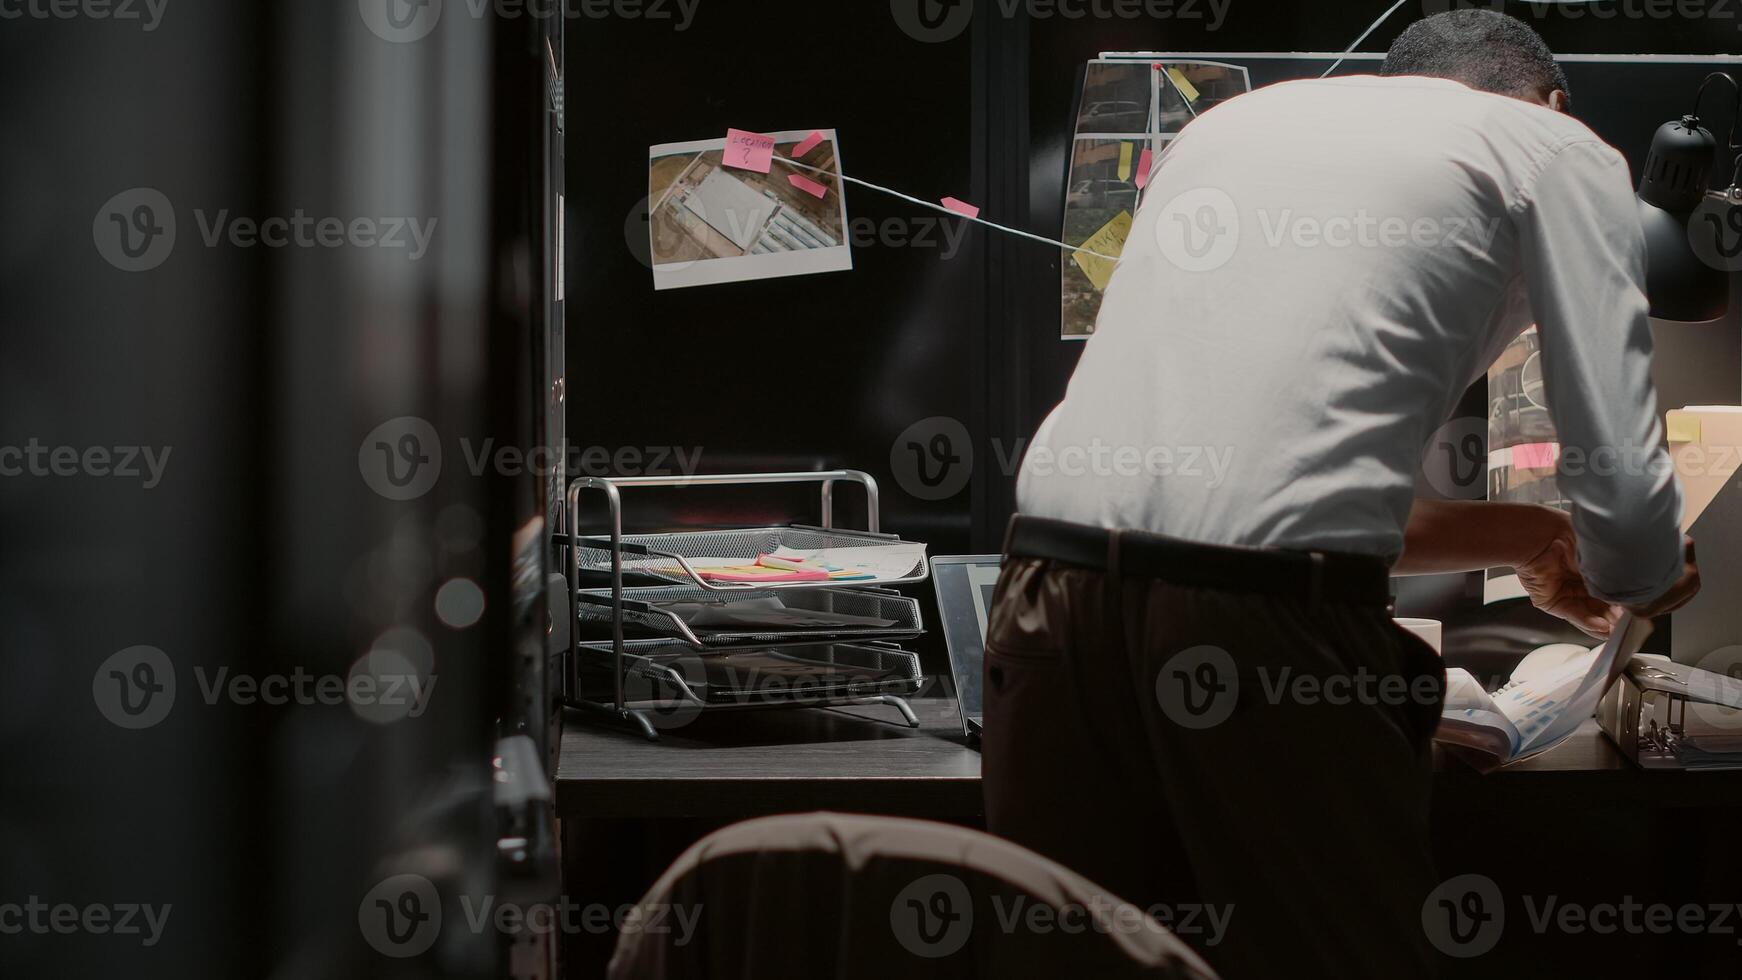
left=581, top=528, right=928, bottom=591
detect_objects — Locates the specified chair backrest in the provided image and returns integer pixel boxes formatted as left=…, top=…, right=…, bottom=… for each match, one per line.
left=608, top=811, right=1221, bottom=980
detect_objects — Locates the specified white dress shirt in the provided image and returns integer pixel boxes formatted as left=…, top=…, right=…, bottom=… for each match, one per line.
left=1018, top=75, right=1684, bottom=604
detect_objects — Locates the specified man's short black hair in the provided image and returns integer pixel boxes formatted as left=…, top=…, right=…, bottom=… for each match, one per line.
left=1381, top=9, right=1569, bottom=104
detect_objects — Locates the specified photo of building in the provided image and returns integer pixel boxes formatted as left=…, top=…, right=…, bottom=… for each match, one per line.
left=647, top=131, right=850, bottom=288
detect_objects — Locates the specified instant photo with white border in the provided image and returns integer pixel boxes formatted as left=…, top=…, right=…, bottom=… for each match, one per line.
left=647, top=128, right=852, bottom=290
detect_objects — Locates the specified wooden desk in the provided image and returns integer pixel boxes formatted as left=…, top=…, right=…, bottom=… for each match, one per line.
left=557, top=699, right=1742, bottom=978
left=557, top=699, right=982, bottom=819
left=556, top=699, right=1742, bottom=819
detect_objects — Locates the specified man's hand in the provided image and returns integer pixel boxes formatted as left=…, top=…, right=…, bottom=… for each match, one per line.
left=1396, top=500, right=1696, bottom=637
left=1398, top=500, right=1621, bottom=637
left=1625, top=536, right=1701, bottom=620
left=1512, top=512, right=1619, bottom=639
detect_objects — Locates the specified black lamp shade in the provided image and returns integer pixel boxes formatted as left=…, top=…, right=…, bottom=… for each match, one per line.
left=1637, top=115, right=1729, bottom=322
left=1640, top=197, right=1730, bottom=322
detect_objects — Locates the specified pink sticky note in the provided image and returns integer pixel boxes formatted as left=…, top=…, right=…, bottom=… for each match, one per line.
left=791, top=130, right=825, bottom=158
left=1135, top=148, right=1154, bottom=189
left=788, top=173, right=828, bottom=199
left=1513, top=442, right=1559, bottom=470
left=723, top=128, right=775, bottom=173
left=941, top=197, right=979, bottom=219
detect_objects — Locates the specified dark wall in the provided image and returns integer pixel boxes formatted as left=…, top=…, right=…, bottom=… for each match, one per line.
left=566, top=3, right=978, bottom=553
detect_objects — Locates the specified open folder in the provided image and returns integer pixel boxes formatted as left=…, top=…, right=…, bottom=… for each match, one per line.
left=1436, top=614, right=1653, bottom=771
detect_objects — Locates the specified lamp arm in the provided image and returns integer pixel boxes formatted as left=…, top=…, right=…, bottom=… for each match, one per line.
left=1692, top=71, right=1741, bottom=152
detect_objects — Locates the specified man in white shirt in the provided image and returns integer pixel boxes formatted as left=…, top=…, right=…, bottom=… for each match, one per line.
left=982, top=11, right=1701, bottom=979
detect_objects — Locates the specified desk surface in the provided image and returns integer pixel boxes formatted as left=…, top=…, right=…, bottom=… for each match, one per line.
left=556, top=699, right=1742, bottom=819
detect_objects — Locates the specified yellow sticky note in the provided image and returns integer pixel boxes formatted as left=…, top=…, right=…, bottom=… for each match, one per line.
left=1167, top=67, right=1200, bottom=104
left=1117, top=142, right=1133, bottom=181
left=1073, top=210, right=1133, bottom=291
left=1667, top=413, right=1702, bottom=444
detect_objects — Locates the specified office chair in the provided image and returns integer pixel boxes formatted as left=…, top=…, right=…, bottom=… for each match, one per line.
left=607, top=811, right=1221, bottom=979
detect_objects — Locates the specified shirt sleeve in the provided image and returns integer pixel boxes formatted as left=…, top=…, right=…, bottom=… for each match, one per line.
left=1517, top=139, right=1685, bottom=605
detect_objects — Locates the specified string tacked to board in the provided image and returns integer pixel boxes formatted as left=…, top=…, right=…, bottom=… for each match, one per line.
left=774, top=155, right=1124, bottom=263
left=1320, top=0, right=1411, bottom=79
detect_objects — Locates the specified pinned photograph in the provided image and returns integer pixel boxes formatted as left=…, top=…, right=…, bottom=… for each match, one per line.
left=1482, top=326, right=1570, bottom=604
left=646, top=128, right=851, bottom=290
left=1061, top=138, right=1142, bottom=339
left=1061, top=59, right=1252, bottom=338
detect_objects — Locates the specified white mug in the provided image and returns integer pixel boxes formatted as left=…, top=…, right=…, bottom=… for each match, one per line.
left=1394, top=617, right=1443, bottom=655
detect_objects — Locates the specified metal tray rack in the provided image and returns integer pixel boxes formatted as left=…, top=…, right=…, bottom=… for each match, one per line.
left=558, top=471, right=929, bottom=740
left=573, top=585, right=925, bottom=651
left=569, top=641, right=924, bottom=716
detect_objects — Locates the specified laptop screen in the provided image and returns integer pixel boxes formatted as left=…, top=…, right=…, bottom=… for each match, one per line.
left=931, top=556, right=1003, bottom=728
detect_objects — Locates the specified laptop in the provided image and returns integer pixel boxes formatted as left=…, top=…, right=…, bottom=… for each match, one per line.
left=930, top=555, right=1004, bottom=739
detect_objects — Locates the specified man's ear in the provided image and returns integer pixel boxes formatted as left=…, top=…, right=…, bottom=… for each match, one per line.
left=1548, top=89, right=1570, bottom=113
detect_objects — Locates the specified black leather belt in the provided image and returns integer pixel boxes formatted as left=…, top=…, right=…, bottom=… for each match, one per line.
left=1004, top=515, right=1392, bottom=607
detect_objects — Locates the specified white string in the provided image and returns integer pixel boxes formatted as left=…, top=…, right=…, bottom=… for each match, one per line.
left=1320, top=0, right=1411, bottom=79
left=774, top=155, right=1124, bottom=262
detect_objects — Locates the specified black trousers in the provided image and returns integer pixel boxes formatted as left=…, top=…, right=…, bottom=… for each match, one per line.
left=982, top=525, right=1445, bottom=980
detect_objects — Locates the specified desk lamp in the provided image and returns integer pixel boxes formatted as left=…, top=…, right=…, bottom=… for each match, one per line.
left=1638, top=73, right=1739, bottom=323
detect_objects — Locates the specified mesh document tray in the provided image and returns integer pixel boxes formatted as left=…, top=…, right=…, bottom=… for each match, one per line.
left=573, top=642, right=923, bottom=707
left=572, top=525, right=929, bottom=592
left=574, top=586, right=924, bottom=651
